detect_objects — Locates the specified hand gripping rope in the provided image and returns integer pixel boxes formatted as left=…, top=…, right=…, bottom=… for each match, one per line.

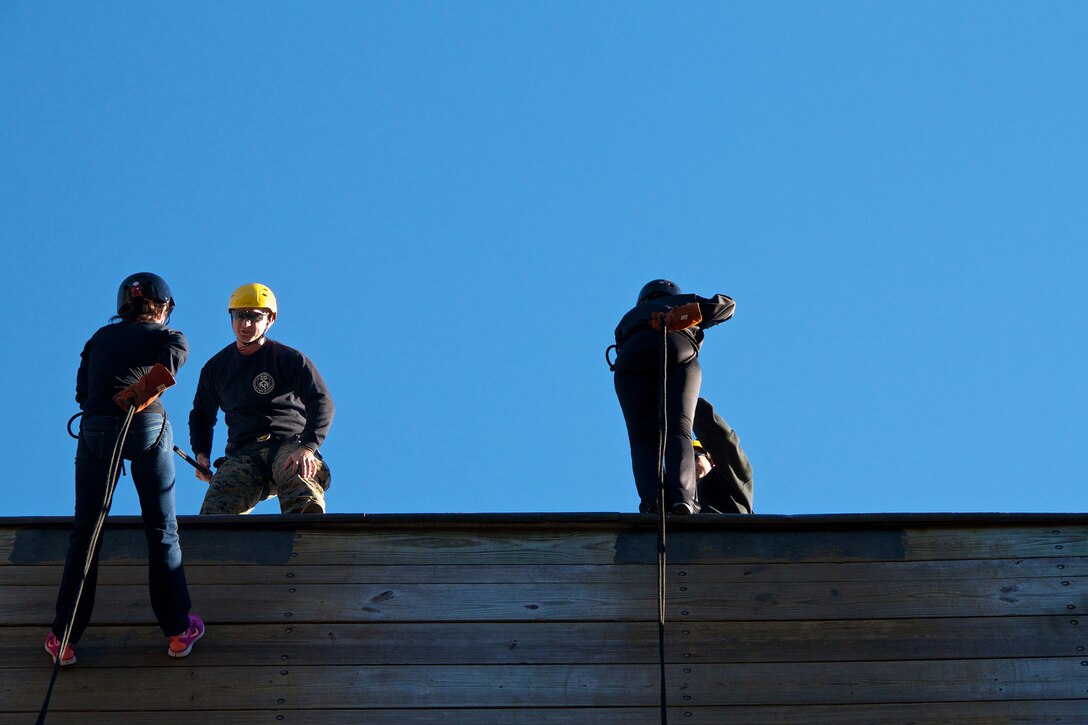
left=38, top=406, right=137, bottom=725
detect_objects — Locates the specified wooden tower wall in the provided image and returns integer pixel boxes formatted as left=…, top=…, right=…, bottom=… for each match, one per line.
left=1, top=513, right=1085, bottom=723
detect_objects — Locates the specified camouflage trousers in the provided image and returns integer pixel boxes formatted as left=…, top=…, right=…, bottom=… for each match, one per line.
left=199, top=440, right=331, bottom=515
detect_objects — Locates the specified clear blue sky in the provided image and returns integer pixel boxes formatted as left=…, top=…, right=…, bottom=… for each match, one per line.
left=2, top=2, right=1085, bottom=517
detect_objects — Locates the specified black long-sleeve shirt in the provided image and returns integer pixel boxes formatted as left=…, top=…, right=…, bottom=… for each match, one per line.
left=189, top=339, right=334, bottom=457
left=76, top=321, right=189, bottom=417
left=613, top=293, right=735, bottom=373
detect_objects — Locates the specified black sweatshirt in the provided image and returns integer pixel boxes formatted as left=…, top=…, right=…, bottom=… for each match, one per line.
left=76, top=321, right=189, bottom=417
left=189, top=339, right=334, bottom=457
left=693, top=397, right=754, bottom=514
left=612, top=293, right=735, bottom=373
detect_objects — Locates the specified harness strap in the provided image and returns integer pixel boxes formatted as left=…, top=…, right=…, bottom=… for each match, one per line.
left=236, top=434, right=299, bottom=501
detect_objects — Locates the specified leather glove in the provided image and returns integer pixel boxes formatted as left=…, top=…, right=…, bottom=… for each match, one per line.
left=114, top=363, right=176, bottom=413
left=649, top=311, right=668, bottom=331
left=664, top=302, right=702, bottom=331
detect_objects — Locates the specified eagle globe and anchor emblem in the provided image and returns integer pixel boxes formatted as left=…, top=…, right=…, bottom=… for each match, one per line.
left=252, top=372, right=275, bottom=395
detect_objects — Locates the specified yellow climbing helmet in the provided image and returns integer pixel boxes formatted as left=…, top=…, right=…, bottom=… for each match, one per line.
left=228, top=283, right=278, bottom=317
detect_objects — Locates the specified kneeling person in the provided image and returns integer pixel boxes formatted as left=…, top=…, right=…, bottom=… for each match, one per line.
left=189, top=283, right=334, bottom=514
left=693, top=397, right=753, bottom=514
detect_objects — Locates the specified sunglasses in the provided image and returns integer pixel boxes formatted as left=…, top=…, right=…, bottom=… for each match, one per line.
left=231, top=310, right=269, bottom=323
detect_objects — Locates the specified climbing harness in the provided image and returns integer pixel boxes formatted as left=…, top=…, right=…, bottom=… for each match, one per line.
left=76, top=410, right=211, bottom=477
left=68, top=411, right=168, bottom=472
left=39, top=405, right=137, bottom=724
left=605, top=343, right=618, bottom=372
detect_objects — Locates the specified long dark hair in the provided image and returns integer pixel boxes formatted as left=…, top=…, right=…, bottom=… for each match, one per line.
left=112, top=297, right=172, bottom=324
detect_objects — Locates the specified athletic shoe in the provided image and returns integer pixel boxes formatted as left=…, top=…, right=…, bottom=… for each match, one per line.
left=44, top=632, right=76, bottom=666
left=671, top=502, right=694, bottom=515
left=168, top=615, right=205, bottom=658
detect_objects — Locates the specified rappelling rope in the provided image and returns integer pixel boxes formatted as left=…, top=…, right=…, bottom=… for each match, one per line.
left=37, top=405, right=136, bottom=725
left=656, top=320, right=669, bottom=725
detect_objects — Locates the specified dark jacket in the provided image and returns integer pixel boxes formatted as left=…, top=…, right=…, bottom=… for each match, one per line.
left=612, top=293, right=735, bottom=374
left=694, top=397, right=754, bottom=514
left=189, top=339, right=334, bottom=457
left=77, top=321, right=189, bottom=417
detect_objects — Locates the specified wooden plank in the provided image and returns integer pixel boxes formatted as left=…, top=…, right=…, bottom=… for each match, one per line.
left=290, top=530, right=626, bottom=566
left=0, top=563, right=657, bottom=587
left=662, top=527, right=908, bottom=564
left=8, top=615, right=1084, bottom=669
left=663, top=526, right=1088, bottom=564
left=3, top=615, right=1081, bottom=669
left=669, top=555, right=1088, bottom=583
left=8, top=521, right=1088, bottom=567
left=666, top=658, right=1088, bottom=706
left=2, top=526, right=298, bottom=567
left=668, top=576, right=1086, bottom=620
left=0, top=664, right=660, bottom=710
left=904, top=525, right=1088, bottom=561
left=669, top=615, right=1087, bottom=662
left=2, top=621, right=661, bottom=668
left=5, top=512, right=1088, bottom=530
left=674, top=702, right=1088, bottom=725
left=11, top=554, right=1088, bottom=591
left=0, top=711, right=656, bottom=725
left=7, top=571, right=1080, bottom=626
left=7, top=555, right=1084, bottom=587
left=0, top=529, right=13, bottom=565
left=1, top=582, right=661, bottom=626
left=3, top=659, right=1087, bottom=711
left=0, top=526, right=629, bottom=567
left=5, top=701, right=1087, bottom=725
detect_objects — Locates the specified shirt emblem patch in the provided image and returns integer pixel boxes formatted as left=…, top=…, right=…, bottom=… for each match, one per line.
left=253, top=372, right=275, bottom=395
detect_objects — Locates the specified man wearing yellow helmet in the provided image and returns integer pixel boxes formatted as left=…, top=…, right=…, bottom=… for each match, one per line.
left=188, top=283, right=334, bottom=514
left=692, top=398, right=753, bottom=514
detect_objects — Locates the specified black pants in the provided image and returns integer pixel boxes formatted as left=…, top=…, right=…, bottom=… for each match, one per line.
left=614, top=357, right=702, bottom=512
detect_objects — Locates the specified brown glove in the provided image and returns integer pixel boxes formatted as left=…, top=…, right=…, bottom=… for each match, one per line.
left=114, top=363, right=176, bottom=413
left=664, top=302, right=703, bottom=331
left=649, top=311, right=668, bottom=331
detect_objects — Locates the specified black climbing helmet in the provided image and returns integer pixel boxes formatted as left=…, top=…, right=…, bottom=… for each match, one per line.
left=117, top=272, right=175, bottom=314
left=637, top=279, right=680, bottom=305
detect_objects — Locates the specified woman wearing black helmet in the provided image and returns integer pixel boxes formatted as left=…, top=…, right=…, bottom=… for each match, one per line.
left=46, top=273, right=203, bottom=667
left=611, top=279, right=735, bottom=514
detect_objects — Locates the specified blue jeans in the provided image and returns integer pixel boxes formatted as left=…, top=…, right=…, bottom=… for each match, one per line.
left=52, top=414, right=192, bottom=642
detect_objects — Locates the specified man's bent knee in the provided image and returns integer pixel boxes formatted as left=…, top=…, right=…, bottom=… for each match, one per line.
left=281, top=496, right=325, bottom=514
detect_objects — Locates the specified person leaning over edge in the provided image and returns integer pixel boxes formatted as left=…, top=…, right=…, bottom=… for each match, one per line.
left=693, top=397, right=754, bottom=515
left=189, top=283, right=334, bottom=515
left=611, top=279, right=735, bottom=515
left=47, top=273, right=204, bottom=667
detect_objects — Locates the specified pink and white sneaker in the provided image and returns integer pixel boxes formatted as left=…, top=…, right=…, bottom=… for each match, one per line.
left=44, top=632, right=77, bottom=666
left=168, top=615, right=205, bottom=658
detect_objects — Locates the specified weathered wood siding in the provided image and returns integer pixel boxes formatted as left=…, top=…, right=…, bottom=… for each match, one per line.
left=1, top=513, right=1085, bottom=723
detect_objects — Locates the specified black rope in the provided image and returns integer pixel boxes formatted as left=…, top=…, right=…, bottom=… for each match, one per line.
left=656, top=321, right=669, bottom=725
left=38, top=406, right=136, bottom=724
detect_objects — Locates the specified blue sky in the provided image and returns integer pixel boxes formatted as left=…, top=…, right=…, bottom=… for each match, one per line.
left=2, top=2, right=1085, bottom=517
